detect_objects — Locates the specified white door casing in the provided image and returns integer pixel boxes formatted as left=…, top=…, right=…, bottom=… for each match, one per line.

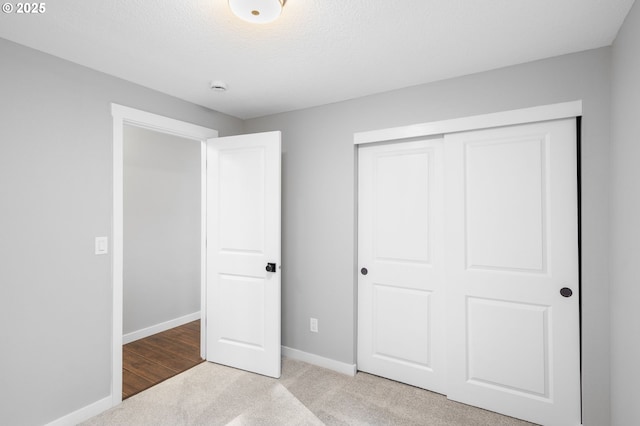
left=205, top=131, right=282, bottom=378
left=357, top=138, right=446, bottom=394
left=444, top=119, right=580, bottom=426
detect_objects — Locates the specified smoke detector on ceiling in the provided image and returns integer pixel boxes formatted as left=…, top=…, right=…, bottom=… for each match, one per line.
left=210, top=81, right=228, bottom=92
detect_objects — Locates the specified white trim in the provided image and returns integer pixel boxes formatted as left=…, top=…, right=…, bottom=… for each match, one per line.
left=111, top=109, right=124, bottom=407
left=111, top=104, right=218, bottom=140
left=200, top=141, right=208, bottom=360
left=45, top=396, right=111, bottom=426
left=282, top=346, right=357, bottom=376
left=111, top=103, right=218, bottom=409
left=354, top=100, right=582, bottom=145
left=122, top=311, right=201, bottom=344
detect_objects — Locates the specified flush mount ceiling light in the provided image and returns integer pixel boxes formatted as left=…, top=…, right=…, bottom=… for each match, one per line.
left=228, top=0, right=284, bottom=24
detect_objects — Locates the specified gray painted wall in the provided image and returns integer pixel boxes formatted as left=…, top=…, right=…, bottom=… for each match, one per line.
left=0, top=38, right=242, bottom=426
left=1, top=24, right=631, bottom=425
left=123, top=125, right=201, bottom=335
left=611, top=1, right=640, bottom=425
left=244, top=47, right=612, bottom=425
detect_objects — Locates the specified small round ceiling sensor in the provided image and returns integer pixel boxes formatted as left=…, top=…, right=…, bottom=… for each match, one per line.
left=210, top=81, right=228, bottom=92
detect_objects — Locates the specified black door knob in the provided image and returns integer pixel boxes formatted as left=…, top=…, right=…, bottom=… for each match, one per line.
left=560, top=287, right=573, bottom=297
left=266, top=263, right=276, bottom=273
left=361, top=268, right=368, bottom=276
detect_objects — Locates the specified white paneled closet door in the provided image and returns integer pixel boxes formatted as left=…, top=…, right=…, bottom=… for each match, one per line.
left=357, top=119, right=580, bottom=426
left=444, top=119, right=580, bottom=426
left=357, top=137, right=446, bottom=394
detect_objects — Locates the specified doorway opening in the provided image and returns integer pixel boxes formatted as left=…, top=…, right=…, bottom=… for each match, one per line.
left=121, top=124, right=205, bottom=399
left=111, top=104, right=218, bottom=406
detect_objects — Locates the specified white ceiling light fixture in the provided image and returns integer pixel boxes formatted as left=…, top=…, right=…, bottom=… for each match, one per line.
left=228, top=0, right=284, bottom=24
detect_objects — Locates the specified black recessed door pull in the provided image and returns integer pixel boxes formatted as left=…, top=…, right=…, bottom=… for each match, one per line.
left=560, top=287, right=573, bottom=298
left=266, top=263, right=276, bottom=273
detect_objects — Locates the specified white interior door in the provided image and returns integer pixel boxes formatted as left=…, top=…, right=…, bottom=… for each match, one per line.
left=205, top=131, right=281, bottom=378
left=357, top=138, right=446, bottom=393
left=444, top=119, right=580, bottom=425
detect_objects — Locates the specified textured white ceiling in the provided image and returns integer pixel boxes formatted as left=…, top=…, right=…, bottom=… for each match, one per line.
left=0, top=0, right=635, bottom=119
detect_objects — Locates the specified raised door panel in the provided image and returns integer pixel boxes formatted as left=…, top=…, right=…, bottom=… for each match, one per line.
left=465, top=136, right=547, bottom=273
left=218, top=147, right=265, bottom=254
left=374, top=150, right=431, bottom=263
left=466, top=297, right=550, bottom=398
left=373, top=285, right=432, bottom=368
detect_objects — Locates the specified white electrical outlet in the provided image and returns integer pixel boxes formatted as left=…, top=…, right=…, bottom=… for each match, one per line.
left=310, top=317, right=318, bottom=333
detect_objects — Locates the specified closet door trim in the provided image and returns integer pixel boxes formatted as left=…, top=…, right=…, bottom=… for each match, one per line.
left=353, top=100, right=582, bottom=145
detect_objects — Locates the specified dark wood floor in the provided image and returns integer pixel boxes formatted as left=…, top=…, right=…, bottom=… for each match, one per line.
left=123, top=319, right=204, bottom=399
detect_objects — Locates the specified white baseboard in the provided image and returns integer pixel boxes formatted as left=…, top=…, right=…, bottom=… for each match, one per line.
left=282, top=346, right=357, bottom=376
left=45, top=396, right=111, bottom=426
left=123, top=311, right=200, bottom=344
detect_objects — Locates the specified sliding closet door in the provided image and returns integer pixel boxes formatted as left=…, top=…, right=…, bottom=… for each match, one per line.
left=357, top=138, right=446, bottom=394
left=444, top=119, right=580, bottom=426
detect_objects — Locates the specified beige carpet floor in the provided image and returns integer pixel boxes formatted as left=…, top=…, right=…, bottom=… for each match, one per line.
left=82, top=358, right=535, bottom=425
